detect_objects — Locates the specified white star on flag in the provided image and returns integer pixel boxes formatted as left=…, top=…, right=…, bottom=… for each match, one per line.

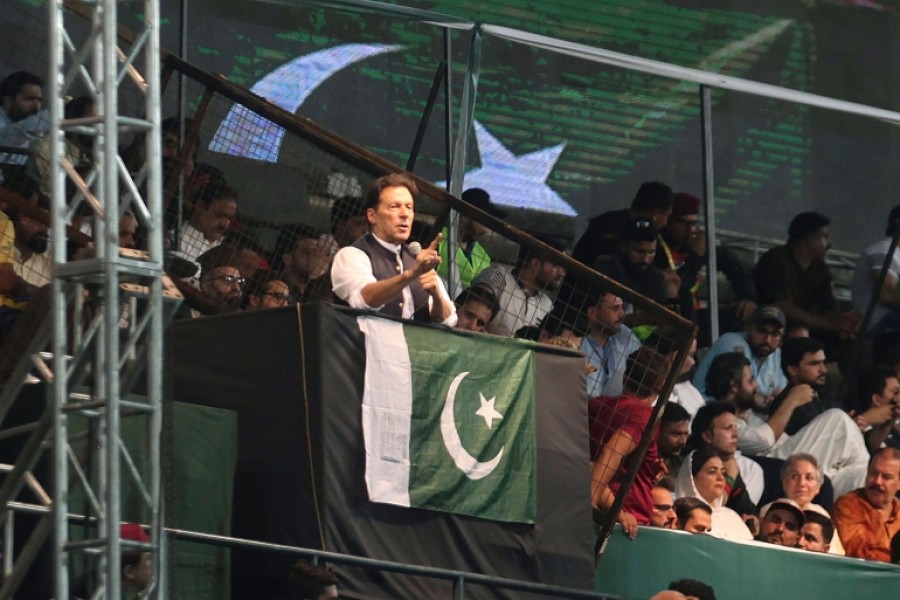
left=475, top=393, right=504, bottom=429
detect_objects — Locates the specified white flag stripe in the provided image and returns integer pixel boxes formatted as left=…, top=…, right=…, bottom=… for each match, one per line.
left=359, top=317, right=413, bottom=507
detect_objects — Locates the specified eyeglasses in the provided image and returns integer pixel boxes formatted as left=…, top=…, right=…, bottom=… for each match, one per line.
left=204, top=274, right=245, bottom=287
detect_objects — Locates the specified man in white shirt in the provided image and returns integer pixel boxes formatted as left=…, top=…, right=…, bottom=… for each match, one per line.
left=171, top=180, right=237, bottom=268
left=331, top=173, right=455, bottom=325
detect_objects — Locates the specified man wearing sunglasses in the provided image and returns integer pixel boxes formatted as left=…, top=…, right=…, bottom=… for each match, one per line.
left=693, top=304, right=789, bottom=409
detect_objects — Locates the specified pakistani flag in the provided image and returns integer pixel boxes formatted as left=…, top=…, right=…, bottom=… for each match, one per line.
left=359, top=316, right=536, bottom=524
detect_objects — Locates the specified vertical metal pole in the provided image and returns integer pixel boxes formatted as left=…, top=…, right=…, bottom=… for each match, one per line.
left=699, top=85, right=720, bottom=342
left=446, top=25, right=482, bottom=299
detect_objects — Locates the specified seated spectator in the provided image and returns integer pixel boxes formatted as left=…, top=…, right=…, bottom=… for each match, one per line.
left=471, top=235, right=565, bottom=336
left=0, top=71, right=50, bottom=179
left=535, top=308, right=585, bottom=349
left=850, top=204, right=900, bottom=360
left=674, top=496, right=712, bottom=534
left=119, top=211, right=138, bottom=250
left=854, top=365, right=900, bottom=452
left=756, top=498, right=803, bottom=547
left=572, top=180, right=673, bottom=265
left=0, top=189, right=39, bottom=336
left=667, top=337, right=704, bottom=420
left=26, top=95, right=95, bottom=196
left=693, top=304, right=788, bottom=404
left=5, top=179, right=50, bottom=289
left=659, top=402, right=691, bottom=478
left=668, top=578, right=718, bottom=600
left=243, top=270, right=291, bottom=311
left=273, top=224, right=335, bottom=302
left=704, top=351, right=869, bottom=497
left=330, top=194, right=368, bottom=248
left=453, top=286, right=498, bottom=333
left=195, top=246, right=244, bottom=313
left=221, top=231, right=268, bottom=279
left=120, top=523, right=153, bottom=599
left=649, top=477, right=677, bottom=529
left=592, top=218, right=673, bottom=308
left=684, top=402, right=763, bottom=519
left=655, top=192, right=756, bottom=323
left=171, top=179, right=237, bottom=267
left=759, top=453, right=844, bottom=554
left=438, top=187, right=505, bottom=289
left=589, top=346, right=672, bottom=538
left=580, top=292, right=640, bottom=397
left=767, top=337, right=841, bottom=435
left=674, top=446, right=754, bottom=541
left=752, top=211, right=861, bottom=361
left=798, top=510, right=834, bottom=553
left=833, top=447, right=900, bottom=562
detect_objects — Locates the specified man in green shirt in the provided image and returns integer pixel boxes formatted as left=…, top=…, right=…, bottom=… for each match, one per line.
left=438, top=187, right=506, bottom=290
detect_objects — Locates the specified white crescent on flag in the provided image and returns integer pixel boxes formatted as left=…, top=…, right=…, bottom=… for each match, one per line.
left=441, top=371, right=504, bottom=480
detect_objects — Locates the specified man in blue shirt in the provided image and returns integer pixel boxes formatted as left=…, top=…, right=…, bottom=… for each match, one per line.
left=693, top=304, right=788, bottom=405
left=581, top=291, right=641, bottom=398
left=0, top=71, right=50, bottom=179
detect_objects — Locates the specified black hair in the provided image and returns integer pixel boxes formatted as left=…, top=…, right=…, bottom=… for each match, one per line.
left=0, top=71, right=43, bottom=100
left=630, top=180, right=673, bottom=213
left=687, top=401, right=737, bottom=452
left=780, top=337, right=824, bottom=376
left=704, top=352, right=749, bottom=401
left=661, top=401, right=690, bottom=424
left=363, top=172, right=418, bottom=211
left=802, top=510, right=834, bottom=547
left=669, top=579, right=717, bottom=600
left=674, top=496, right=711, bottom=528
left=787, top=212, right=830, bottom=242
left=857, top=365, right=897, bottom=412
left=454, top=286, right=499, bottom=320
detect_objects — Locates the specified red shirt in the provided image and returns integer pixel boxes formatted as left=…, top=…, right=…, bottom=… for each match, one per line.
left=589, top=393, right=660, bottom=525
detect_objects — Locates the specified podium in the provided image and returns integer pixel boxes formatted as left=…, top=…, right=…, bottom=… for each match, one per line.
left=166, top=304, right=595, bottom=599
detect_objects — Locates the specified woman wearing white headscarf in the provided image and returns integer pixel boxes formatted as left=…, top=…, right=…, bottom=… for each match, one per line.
left=675, top=447, right=754, bottom=541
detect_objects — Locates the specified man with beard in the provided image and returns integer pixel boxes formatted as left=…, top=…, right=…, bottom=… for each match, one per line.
left=757, top=498, right=804, bottom=547
left=798, top=510, right=834, bottom=553
left=580, top=292, right=640, bottom=397
left=649, top=477, right=677, bottom=529
left=471, top=234, right=565, bottom=337
left=195, top=245, right=245, bottom=313
left=273, top=224, right=336, bottom=303
left=658, top=402, right=691, bottom=477
left=833, top=447, right=900, bottom=562
left=684, top=401, right=763, bottom=519
left=767, top=337, right=840, bottom=435
left=592, top=218, right=672, bottom=307
left=0, top=71, right=50, bottom=178
left=705, top=351, right=869, bottom=497
left=693, top=304, right=788, bottom=405
left=8, top=186, right=50, bottom=288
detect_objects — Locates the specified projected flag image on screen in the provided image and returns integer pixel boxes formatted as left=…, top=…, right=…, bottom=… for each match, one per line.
left=359, top=317, right=536, bottom=524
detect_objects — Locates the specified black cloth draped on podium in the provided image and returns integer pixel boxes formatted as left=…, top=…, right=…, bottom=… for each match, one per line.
left=166, top=304, right=594, bottom=599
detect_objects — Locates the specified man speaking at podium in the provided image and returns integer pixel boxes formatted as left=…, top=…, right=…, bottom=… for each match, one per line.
left=332, top=173, right=456, bottom=325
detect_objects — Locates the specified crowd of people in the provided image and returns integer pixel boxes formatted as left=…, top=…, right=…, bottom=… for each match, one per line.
left=4, top=66, right=900, bottom=592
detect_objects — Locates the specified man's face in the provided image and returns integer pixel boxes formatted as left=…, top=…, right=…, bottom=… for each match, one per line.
left=678, top=339, right=698, bottom=378
left=249, top=280, right=291, bottom=310
left=5, top=83, right=42, bottom=122
left=587, top=294, right=625, bottom=336
left=649, top=487, right=676, bottom=529
left=798, top=523, right=828, bottom=553
left=15, top=197, right=50, bottom=254
left=873, top=377, right=900, bottom=408
left=286, top=236, right=333, bottom=281
left=455, top=299, right=492, bottom=333
left=368, top=185, right=413, bottom=244
left=746, top=322, right=783, bottom=359
left=119, top=215, right=137, bottom=249
left=625, top=239, right=656, bottom=275
left=200, top=265, right=244, bottom=307
left=194, top=197, right=236, bottom=242
left=760, top=508, right=801, bottom=546
left=534, top=259, right=565, bottom=291
left=658, top=419, right=689, bottom=458
left=124, top=552, right=153, bottom=593
left=734, top=365, right=758, bottom=404
left=789, top=350, right=827, bottom=387
left=864, top=455, right=900, bottom=510
left=334, top=215, right=369, bottom=247
left=682, top=509, right=711, bottom=534
left=666, top=213, right=699, bottom=245
left=703, top=412, right=739, bottom=457
left=805, top=227, right=831, bottom=261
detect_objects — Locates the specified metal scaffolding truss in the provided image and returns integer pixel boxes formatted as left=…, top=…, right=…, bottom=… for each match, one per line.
left=0, top=0, right=168, bottom=597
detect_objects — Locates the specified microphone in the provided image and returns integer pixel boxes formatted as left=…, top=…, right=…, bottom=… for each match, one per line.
left=407, top=241, right=435, bottom=271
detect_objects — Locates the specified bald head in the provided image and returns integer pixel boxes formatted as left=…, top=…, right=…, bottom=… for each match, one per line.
left=651, top=592, right=687, bottom=600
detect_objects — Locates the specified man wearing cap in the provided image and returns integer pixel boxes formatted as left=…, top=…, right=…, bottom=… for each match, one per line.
left=655, top=192, right=757, bottom=322
left=331, top=173, right=456, bottom=325
left=851, top=204, right=900, bottom=363
left=592, top=218, right=673, bottom=307
left=757, top=498, right=804, bottom=546
left=833, top=447, right=900, bottom=562
left=438, top=187, right=505, bottom=290
left=693, top=304, right=789, bottom=405
left=572, top=180, right=673, bottom=265
left=120, top=522, right=153, bottom=599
